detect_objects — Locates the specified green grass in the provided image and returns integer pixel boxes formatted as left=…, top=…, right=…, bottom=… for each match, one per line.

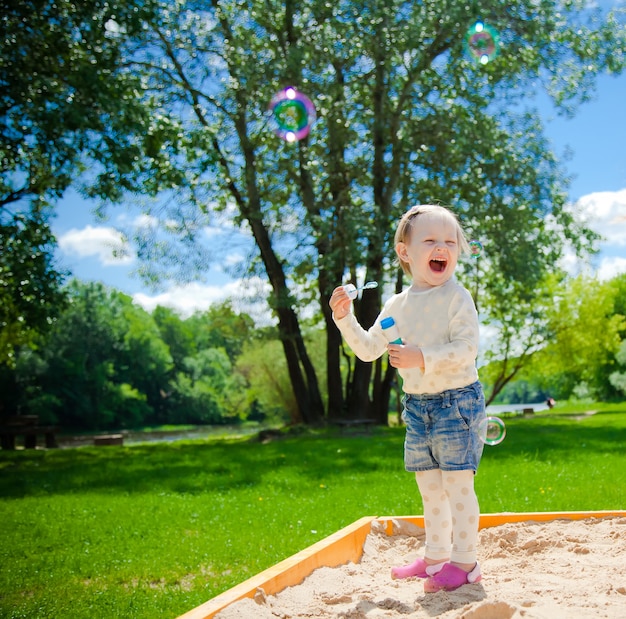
left=1, top=403, right=625, bottom=618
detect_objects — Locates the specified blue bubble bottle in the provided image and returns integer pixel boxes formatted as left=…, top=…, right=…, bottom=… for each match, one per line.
left=380, top=316, right=402, bottom=344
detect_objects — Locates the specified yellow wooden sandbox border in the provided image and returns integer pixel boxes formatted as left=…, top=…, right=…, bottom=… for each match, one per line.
left=177, top=510, right=626, bottom=619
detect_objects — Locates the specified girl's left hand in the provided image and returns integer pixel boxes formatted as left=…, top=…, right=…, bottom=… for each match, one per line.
left=387, top=342, right=424, bottom=370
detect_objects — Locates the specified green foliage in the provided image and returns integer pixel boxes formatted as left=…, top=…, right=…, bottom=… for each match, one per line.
left=34, top=280, right=132, bottom=429
left=610, top=274, right=626, bottom=328
left=487, top=378, right=549, bottom=405
left=6, top=1, right=626, bottom=422
left=236, top=338, right=299, bottom=424
left=526, top=274, right=625, bottom=399
left=235, top=327, right=329, bottom=425
left=105, top=382, right=152, bottom=428
left=609, top=340, right=626, bottom=395
left=186, top=302, right=256, bottom=362
left=84, top=0, right=624, bottom=420
left=0, top=0, right=158, bottom=208
left=114, top=292, right=174, bottom=422
left=7, top=281, right=277, bottom=430
left=0, top=207, right=66, bottom=370
left=1, top=404, right=625, bottom=617
left=168, top=348, right=248, bottom=424
left=482, top=273, right=626, bottom=402
left=478, top=271, right=567, bottom=403
left=152, top=305, right=197, bottom=372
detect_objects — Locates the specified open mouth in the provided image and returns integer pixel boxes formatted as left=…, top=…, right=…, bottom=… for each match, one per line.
left=429, top=258, right=447, bottom=273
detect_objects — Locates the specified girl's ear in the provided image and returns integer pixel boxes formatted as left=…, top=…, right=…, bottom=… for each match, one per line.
left=395, top=242, right=409, bottom=262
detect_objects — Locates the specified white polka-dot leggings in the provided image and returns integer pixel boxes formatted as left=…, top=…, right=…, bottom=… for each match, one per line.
left=415, top=468, right=479, bottom=564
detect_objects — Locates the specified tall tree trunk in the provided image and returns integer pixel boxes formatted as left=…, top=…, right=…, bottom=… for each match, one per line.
left=345, top=16, right=391, bottom=423
left=299, top=55, right=351, bottom=422
left=207, top=2, right=325, bottom=426
left=239, top=144, right=325, bottom=425
left=320, top=270, right=345, bottom=421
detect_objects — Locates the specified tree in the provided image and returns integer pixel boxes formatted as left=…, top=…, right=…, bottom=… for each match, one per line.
left=477, top=271, right=567, bottom=404
left=0, top=0, right=160, bottom=209
left=186, top=301, right=256, bottom=362
left=515, top=274, right=626, bottom=400
left=152, top=306, right=197, bottom=373
left=608, top=274, right=626, bottom=396
left=113, top=292, right=174, bottom=425
left=609, top=341, right=626, bottom=396
left=12, top=1, right=626, bottom=422
left=1, top=0, right=156, bottom=416
left=169, top=348, right=248, bottom=424
left=32, top=281, right=132, bottom=429
left=236, top=338, right=299, bottom=424
left=0, top=207, right=66, bottom=369
left=236, top=325, right=329, bottom=424
left=16, top=280, right=263, bottom=429
left=0, top=206, right=67, bottom=422
left=24, top=281, right=172, bottom=430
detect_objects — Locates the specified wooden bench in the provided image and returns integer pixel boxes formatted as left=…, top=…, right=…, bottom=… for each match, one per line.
left=93, top=434, right=124, bottom=446
left=333, top=418, right=377, bottom=434
left=0, top=415, right=58, bottom=450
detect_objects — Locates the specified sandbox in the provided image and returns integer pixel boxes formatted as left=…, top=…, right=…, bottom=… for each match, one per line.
left=178, top=511, right=626, bottom=619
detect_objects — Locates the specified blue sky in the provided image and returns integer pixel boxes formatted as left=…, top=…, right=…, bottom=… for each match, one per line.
left=52, top=70, right=626, bottom=318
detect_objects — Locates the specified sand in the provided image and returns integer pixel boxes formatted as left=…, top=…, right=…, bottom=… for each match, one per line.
left=215, top=516, right=626, bottom=619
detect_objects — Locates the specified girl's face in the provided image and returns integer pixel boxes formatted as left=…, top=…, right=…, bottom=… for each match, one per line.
left=395, top=213, right=459, bottom=289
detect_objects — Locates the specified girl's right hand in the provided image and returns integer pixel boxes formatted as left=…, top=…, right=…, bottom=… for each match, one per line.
left=329, top=286, right=352, bottom=320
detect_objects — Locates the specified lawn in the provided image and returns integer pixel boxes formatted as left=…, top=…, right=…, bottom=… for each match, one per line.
left=1, top=402, right=625, bottom=618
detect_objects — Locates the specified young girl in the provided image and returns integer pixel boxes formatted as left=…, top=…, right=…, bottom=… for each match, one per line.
left=329, top=204, right=485, bottom=593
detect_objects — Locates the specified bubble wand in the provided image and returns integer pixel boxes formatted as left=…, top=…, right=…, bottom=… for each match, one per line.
left=343, top=281, right=378, bottom=300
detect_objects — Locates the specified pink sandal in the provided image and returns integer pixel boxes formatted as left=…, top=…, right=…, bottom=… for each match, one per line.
left=424, top=562, right=481, bottom=592
left=391, top=558, right=446, bottom=580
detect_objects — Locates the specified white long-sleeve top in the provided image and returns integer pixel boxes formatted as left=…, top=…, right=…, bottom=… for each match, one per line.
left=333, top=278, right=480, bottom=395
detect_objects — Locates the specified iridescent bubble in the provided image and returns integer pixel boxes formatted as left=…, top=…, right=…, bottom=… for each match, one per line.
left=268, top=87, right=316, bottom=142
left=469, top=239, right=483, bottom=258
left=465, top=21, right=500, bottom=65
left=478, top=416, right=506, bottom=446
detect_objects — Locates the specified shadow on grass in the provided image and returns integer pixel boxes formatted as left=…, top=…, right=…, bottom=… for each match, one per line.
left=1, top=411, right=624, bottom=500
left=0, top=430, right=404, bottom=499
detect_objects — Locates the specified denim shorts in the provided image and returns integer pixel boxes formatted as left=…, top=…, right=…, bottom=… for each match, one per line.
left=402, top=381, right=486, bottom=472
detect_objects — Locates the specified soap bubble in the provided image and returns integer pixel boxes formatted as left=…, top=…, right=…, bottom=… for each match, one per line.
left=469, top=239, right=483, bottom=258
left=478, top=416, right=506, bottom=446
left=268, top=87, right=316, bottom=142
left=465, top=21, right=500, bottom=65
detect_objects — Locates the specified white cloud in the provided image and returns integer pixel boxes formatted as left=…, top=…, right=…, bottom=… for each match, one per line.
left=133, top=282, right=227, bottom=316
left=132, top=214, right=160, bottom=230
left=58, top=225, right=134, bottom=266
left=577, top=188, right=626, bottom=246
left=132, top=277, right=274, bottom=323
left=224, top=252, right=245, bottom=267
left=556, top=245, right=584, bottom=277
left=596, top=255, right=626, bottom=281
left=556, top=188, right=626, bottom=278
left=114, top=209, right=238, bottom=241
left=203, top=225, right=225, bottom=239
left=111, top=211, right=148, bottom=227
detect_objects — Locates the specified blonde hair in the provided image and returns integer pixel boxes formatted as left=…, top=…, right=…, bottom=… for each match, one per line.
left=394, top=204, right=470, bottom=275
